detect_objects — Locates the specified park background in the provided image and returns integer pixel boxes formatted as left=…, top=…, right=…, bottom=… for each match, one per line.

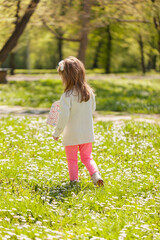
left=0, top=0, right=160, bottom=240
left=0, top=0, right=160, bottom=74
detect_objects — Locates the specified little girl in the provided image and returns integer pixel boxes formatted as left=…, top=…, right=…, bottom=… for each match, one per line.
left=52, top=56, right=104, bottom=187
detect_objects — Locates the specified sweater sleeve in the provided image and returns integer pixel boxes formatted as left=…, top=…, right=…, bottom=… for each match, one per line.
left=92, top=93, right=96, bottom=112
left=52, top=94, right=70, bottom=138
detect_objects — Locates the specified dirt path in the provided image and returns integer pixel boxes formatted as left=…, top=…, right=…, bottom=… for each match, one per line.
left=0, top=105, right=49, bottom=115
left=94, top=112, right=160, bottom=124
left=0, top=105, right=160, bottom=124
left=7, top=74, right=160, bottom=81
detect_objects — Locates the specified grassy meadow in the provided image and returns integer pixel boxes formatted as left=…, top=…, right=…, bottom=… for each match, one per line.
left=0, top=116, right=160, bottom=239
left=0, top=77, right=160, bottom=113
left=0, top=75, right=160, bottom=239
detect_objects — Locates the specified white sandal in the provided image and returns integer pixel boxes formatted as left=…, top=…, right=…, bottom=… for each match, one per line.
left=91, top=172, right=104, bottom=187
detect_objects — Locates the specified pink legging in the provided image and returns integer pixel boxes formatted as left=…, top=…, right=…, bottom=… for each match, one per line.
left=65, top=142, right=99, bottom=181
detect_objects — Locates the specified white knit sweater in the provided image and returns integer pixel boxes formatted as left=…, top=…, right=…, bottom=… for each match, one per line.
left=53, top=89, right=96, bottom=146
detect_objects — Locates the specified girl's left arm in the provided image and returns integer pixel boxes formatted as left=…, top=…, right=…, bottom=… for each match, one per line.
left=52, top=94, right=70, bottom=139
left=92, top=93, right=96, bottom=112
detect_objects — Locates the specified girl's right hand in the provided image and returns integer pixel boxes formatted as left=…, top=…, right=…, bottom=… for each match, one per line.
left=53, top=136, right=59, bottom=141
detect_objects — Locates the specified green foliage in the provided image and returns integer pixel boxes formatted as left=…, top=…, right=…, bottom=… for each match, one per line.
left=0, top=117, right=160, bottom=239
left=14, top=69, right=58, bottom=74
left=30, top=31, right=58, bottom=69
left=0, top=78, right=160, bottom=113
left=1, top=0, right=160, bottom=72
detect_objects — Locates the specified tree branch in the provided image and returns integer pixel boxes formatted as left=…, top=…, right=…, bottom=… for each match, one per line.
left=41, top=18, right=80, bottom=42
left=14, top=0, right=21, bottom=26
left=41, top=18, right=59, bottom=38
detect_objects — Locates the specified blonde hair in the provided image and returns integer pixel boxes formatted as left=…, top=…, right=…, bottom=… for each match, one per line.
left=57, top=56, right=93, bottom=102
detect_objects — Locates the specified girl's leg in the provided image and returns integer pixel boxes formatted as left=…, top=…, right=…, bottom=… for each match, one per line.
left=79, top=143, right=99, bottom=176
left=65, top=145, right=79, bottom=181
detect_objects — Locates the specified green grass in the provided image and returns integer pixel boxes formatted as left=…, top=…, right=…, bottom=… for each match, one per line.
left=0, top=78, right=160, bottom=113
left=14, top=69, right=58, bottom=75
left=13, top=69, right=159, bottom=75
left=0, top=116, right=160, bottom=239
left=14, top=69, right=105, bottom=75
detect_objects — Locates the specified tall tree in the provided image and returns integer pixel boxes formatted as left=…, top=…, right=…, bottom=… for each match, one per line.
left=77, top=0, right=91, bottom=64
left=150, top=0, right=160, bottom=70
left=92, top=39, right=103, bottom=69
left=105, top=25, right=112, bottom=73
left=0, top=0, right=40, bottom=66
left=91, top=0, right=151, bottom=73
left=151, top=0, right=160, bottom=53
left=138, top=33, right=146, bottom=74
left=39, top=0, right=80, bottom=62
left=9, top=0, right=21, bottom=75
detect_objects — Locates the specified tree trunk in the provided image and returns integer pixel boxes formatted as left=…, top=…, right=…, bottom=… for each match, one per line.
left=153, top=16, right=160, bottom=54
left=151, top=0, right=160, bottom=71
left=158, top=30, right=160, bottom=54
left=105, top=25, right=112, bottom=74
left=8, top=0, right=21, bottom=76
left=0, top=70, right=7, bottom=84
left=26, top=34, right=31, bottom=74
left=56, top=29, right=64, bottom=62
left=58, top=38, right=63, bottom=62
left=147, top=58, right=151, bottom=71
left=147, top=54, right=157, bottom=71
left=9, top=52, right=15, bottom=75
left=0, top=0, right=40, bottom=66
left=151, top=54, right=157, bottom=70
left=138, top=34, right=146, bottom=74
left=77, top=0, right=91, bottom=64
left=92, top=40, right=103, bottom=69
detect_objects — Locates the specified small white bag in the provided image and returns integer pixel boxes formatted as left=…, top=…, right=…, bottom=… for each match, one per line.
left=46, top=101, right=60, bottom=127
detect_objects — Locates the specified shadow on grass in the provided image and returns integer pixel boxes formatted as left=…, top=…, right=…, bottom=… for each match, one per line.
left=32, top=180, right=93, bottom=203
left=48, top=181, right=93, bottom=203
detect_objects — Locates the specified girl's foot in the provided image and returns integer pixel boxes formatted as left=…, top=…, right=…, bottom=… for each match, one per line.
left=91, top=172, right=104, bottom=187
left=70, top=180, right=79, bottom=186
